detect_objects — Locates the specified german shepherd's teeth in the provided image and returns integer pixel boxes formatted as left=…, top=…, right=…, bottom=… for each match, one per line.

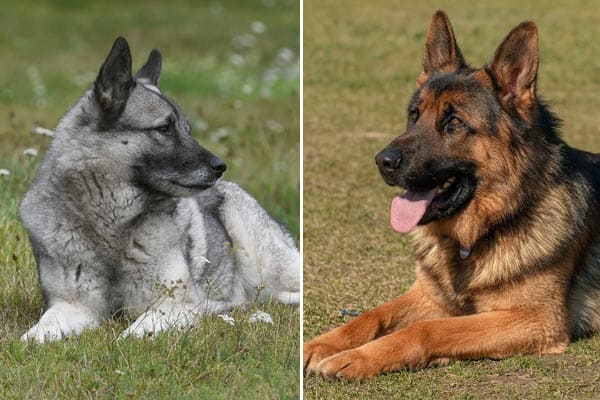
left=435, top=177, right=456, bottom=195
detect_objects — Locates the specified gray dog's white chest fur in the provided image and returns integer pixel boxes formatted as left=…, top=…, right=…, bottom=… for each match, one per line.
left=118, top=194, right=236, bottom=314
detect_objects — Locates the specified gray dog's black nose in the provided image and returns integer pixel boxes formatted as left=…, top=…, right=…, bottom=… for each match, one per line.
left=375, top=147, right=402, bottom=170
left=209, top=157, right=227, bottom=173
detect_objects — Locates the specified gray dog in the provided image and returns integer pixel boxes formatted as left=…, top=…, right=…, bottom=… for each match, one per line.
left=20, top=37, right=300, bottom=342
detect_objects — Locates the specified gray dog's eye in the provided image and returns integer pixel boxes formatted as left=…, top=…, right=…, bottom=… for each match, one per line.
left=155, top=124, right=170, bottom=135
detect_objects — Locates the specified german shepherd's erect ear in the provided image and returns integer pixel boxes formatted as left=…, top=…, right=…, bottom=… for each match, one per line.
left=417, top=10, right=466, bottom=86
left=135, top=49, right=162, bottom=87
left=94, top=37, right=135, bottom=123
left=489, top=22, right=539, bottom=105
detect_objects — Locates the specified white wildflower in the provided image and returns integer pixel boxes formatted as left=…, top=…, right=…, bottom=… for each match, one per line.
left=218, top=314, right=235, bottom=326
left=0, top=169, right=10, bottom=177
left=34, top=126, right=54, bottom=137
left=283, top=63, right=300, bottom=80
left=229, top=53, right=245, bottom=67
left=263, top=68, right=279, bottom=83
left=242, top=83, right=253, bottom=95
left=193, top=118, right=209, bottom=133
left=210, top=127, right=230, bottom=142
left=23, top=148, right=38, bottom=157
left=248, top=310, right=274, bottom=325
left=275, top=47, right=295, bottom=66
left=232, top=33, right=256, bottom=49
left=251, top=21, right=266, bottom=34
left=27, top=66, right=47, bottom=107
left=266, top=120, right=284, bottom=134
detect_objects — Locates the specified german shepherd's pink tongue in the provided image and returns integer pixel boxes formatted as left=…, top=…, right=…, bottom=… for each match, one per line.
left=390, top=189, right=437, bottom=233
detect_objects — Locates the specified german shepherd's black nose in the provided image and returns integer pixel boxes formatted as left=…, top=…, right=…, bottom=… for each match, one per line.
left=375, top=148, right=402, bottom=170
left=209, top=157, right=227, bottom=173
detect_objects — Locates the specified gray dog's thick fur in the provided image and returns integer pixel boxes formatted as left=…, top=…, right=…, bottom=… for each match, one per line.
left=20, top=37, right=300, bottom=342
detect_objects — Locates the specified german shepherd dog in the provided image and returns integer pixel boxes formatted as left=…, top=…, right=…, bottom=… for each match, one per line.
left=304, top=11, right=600, bottom=379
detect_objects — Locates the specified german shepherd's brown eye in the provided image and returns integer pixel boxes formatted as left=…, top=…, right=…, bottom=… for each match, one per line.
left=408, top=108, right=419, bottom=123
left=444, top=116, right=464, bottom=132
left=448, top=116, right=462, bottom=126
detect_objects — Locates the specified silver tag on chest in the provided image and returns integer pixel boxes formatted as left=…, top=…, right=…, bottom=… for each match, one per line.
left=459, top=247, right=471, bottom=259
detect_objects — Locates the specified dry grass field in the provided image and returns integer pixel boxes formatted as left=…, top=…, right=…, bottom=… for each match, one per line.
left=303, top=0, right=600, bottom=398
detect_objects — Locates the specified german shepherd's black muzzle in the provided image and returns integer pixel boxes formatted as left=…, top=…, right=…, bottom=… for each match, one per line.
left=375, top=138, right=477, bottom=231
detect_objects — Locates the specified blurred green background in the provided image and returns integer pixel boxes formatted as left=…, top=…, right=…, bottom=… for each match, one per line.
left=0, top=1, right=299, bottom=399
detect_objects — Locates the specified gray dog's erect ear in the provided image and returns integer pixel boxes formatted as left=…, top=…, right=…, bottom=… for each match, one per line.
left=135, top=49, right=162, bottom=86
left=94, top=37, right=134, bottom=122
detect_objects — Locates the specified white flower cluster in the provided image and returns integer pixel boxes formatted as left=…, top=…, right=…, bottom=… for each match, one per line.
left=217, top=310, right=275, bottom=326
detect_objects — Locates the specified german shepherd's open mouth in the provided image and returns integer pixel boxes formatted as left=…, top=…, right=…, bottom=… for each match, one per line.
left=376, top=150, right=478, bottom=232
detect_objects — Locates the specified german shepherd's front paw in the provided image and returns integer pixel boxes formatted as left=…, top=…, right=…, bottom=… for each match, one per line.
left=315, top=348, right=378, bottom=380
left=303, top=339, right=343, bottom=374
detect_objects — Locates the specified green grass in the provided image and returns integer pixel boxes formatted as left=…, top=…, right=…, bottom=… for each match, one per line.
left=303, top=0, right=600, bottom=398
left=2, top=304, right=299, bottom=399
left=0, top=1, right=299, bottom=398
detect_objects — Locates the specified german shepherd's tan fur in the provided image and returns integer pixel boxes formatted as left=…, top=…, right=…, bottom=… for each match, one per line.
left=304, top=11, right=600, bottom=380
